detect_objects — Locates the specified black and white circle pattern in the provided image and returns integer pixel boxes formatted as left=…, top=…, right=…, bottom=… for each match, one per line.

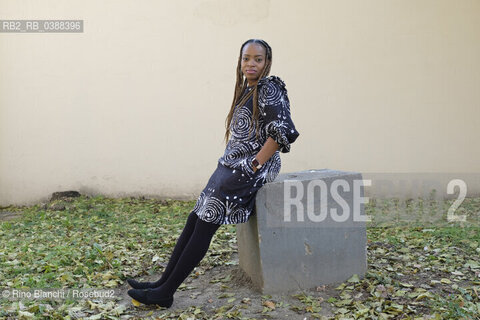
left=230, top=105, right=255, bottom=140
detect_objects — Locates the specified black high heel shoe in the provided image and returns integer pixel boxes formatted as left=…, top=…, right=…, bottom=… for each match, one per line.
left=127, top=288, right=173, bottom=308
left=127, top=278, right=160, bottom=289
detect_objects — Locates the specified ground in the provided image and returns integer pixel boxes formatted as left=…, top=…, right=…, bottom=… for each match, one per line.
left=114, top=254, right=339, bottom=320
left=1, top=195, right=479, bottom=319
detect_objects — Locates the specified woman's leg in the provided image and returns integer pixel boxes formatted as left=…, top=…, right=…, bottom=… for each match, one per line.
left=128, top=211, right=199, bottom=289
left=128, top=216, right=221, bottom=305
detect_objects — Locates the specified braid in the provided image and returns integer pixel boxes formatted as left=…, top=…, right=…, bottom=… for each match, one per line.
left=223, top=39, right=273, bottom=145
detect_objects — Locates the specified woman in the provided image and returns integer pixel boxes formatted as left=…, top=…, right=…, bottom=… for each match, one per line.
left=127, top=39, right=299, bottom=307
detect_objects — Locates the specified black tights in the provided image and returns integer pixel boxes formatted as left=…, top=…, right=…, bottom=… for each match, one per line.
left=151, top=211, right=221, bottom=297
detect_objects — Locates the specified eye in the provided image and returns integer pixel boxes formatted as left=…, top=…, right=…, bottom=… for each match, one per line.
left=256, top=58, right=263, bottom=62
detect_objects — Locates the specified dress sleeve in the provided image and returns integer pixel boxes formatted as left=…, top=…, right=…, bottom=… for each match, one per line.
left=258, top=76, right=300, bottom=153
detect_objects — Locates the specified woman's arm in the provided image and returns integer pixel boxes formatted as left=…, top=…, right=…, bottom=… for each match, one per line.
left=252, top=137, right=279, bottom=172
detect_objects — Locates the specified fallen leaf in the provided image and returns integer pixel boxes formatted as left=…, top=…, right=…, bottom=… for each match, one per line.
left=131, top=299, right=142, bottom=307
left=347, top=274, right=360, bottom=283
left=263, top=300, right=276, bottom=309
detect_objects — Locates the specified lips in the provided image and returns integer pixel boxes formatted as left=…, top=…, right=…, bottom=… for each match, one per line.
left=246, top=70, right=256, bottom=74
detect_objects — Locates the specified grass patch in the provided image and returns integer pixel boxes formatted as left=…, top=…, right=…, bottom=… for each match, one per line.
left=0, top=195, right=479, bottom=319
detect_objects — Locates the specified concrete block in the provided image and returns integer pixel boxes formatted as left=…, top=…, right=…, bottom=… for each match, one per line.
left=236, top=169, right=368, bottom=293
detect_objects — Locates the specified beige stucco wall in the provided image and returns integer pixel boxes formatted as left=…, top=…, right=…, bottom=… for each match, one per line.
left=1, top=0, right=479, bottom=206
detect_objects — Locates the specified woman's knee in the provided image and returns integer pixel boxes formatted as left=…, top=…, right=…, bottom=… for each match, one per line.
left=196, top=218, right=221, bottom=236
left=184, top=211, right=198, bottom=228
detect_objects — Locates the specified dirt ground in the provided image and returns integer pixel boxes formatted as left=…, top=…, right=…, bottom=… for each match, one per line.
left=116, top=252, right=338, bottom=319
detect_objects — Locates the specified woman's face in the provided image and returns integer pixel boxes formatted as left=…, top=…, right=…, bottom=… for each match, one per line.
left=241, top=43, right=267, bottom=86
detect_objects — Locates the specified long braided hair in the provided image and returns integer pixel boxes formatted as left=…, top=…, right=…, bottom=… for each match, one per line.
left=223, top=39, right=273, bottom=145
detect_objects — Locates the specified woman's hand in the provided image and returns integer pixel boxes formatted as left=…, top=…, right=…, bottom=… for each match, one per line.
left=254, top=137, right=279, bottom=165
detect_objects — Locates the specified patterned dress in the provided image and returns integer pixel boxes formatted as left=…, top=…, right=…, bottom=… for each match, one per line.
left=193, top=75, right=300, bottom=225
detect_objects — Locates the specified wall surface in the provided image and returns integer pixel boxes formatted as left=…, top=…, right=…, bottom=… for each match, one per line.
left=1, top=0, right=479, bottom=205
